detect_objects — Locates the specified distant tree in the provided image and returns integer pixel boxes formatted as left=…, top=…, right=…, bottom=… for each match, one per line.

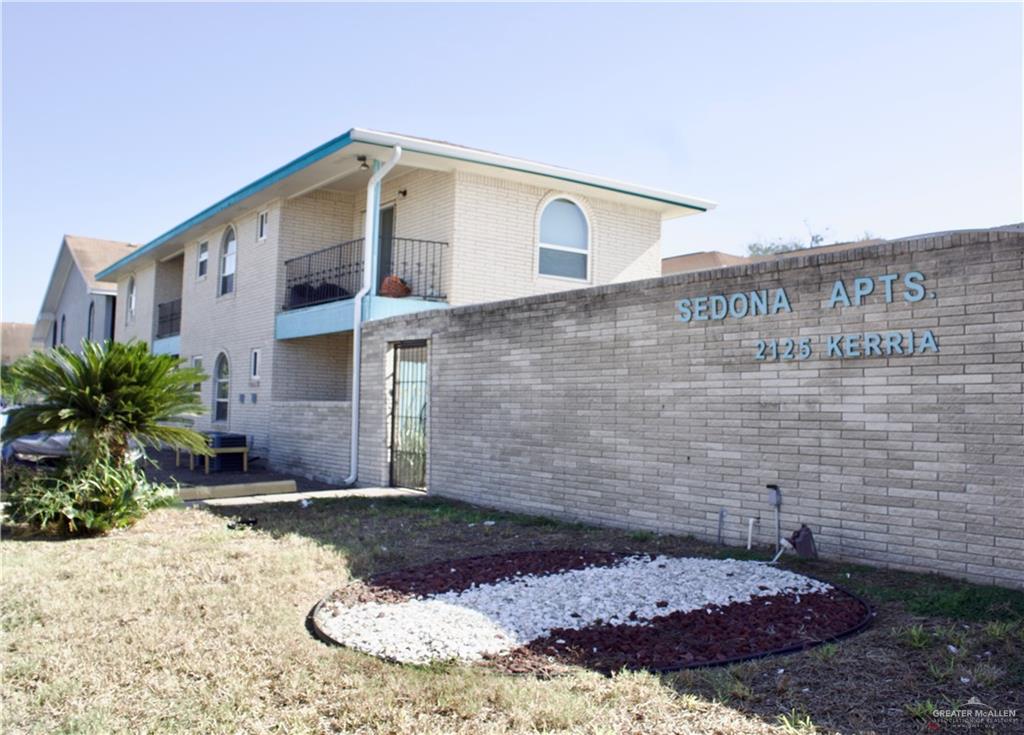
left=1, top=364, right=34, bottom=406
left=747, top=239, right=807, bottom=256
left=747, top=220, right=830, bottom=256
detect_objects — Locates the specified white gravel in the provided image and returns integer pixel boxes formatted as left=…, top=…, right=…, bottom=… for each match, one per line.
left=316, top=556, right=832, bottom=664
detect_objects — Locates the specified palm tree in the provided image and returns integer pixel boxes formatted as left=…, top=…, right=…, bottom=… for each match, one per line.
left=2, top=340, right=210, bottom=464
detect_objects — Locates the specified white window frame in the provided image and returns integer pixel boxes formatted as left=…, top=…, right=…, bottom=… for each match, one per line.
left=257, top=211, right=269, bottom=242
left=218, top=227, right=237, bottom=296
left=213, top=353, right=229, bottom=422
left=197, top=242, right=209, bottom=279
left=250, top=348, right=261, bottom=383
left=126, top=277, right=137, bottom=323
left=536, top=195, right=592, bottom=284
left=192, top=355, right=203, bottom=393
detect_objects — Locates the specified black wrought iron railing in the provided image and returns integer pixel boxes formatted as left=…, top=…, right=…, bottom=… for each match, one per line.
left=383, top=238, right=448, bottom=301
left=155, top=298, right=181, bottom=339
left=283, top=237, right=448, bottom=310
left=283, top=238, right=364, bottom=310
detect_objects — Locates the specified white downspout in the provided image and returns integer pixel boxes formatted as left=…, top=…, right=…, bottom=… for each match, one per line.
left=342, top=145, right=402, bottom=486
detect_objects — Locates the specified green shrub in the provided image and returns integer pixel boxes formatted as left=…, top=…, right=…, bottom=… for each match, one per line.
left=2, top=340, right=210, bottom=463
left=2, top=457, right=176, bottom=535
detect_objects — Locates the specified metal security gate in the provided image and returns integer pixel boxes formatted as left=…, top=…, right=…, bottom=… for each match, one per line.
left=389, top=341, right=428, bottom=489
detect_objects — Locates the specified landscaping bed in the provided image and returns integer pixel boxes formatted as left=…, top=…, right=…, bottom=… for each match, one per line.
left=4, top=496, right=1022, bottom=735
left=313, top=550, right=871, bottom=671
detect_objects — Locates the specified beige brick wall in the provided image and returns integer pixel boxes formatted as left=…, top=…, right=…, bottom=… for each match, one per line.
left=154, top=256, right=183, bottom=310
left=278, top=190, right=356, bottom=310
left=358, top=230, right=1024, bottom=588
left=448, top=171, right=662, bottom=306
left=177, top=204, right=280, bottom=450
left=115, top=262, right=156, bottom=344
left=273, top=331, right=352, bottom=401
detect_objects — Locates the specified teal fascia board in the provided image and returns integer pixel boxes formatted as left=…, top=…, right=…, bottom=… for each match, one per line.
left=151, top=335, right=181, bottom=356
left=365, top=295, right=447, bottom=321
left=97, top=130, right=355, bottom=280
left=275, top=297, right=447, bottom=340
left=276, top=298, right=356, bottom=340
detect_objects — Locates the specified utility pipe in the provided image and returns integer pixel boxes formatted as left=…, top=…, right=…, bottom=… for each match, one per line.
left=342, top=145, right=402, bottom=486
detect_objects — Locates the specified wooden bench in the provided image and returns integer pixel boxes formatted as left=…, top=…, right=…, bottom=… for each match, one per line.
left=176, top=444, right=249, bottom=474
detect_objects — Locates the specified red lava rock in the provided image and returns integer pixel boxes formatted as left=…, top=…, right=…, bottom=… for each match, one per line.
left=502, top=589, right=869, bottom=673
left=321, top=548, right=870, bottom=674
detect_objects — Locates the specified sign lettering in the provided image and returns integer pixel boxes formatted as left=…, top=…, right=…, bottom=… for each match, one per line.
left=675, top=271, right=939, bottom=360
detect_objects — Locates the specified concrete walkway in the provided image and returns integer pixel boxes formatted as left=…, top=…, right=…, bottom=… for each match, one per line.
left=194, top=486, right=423, bottom=507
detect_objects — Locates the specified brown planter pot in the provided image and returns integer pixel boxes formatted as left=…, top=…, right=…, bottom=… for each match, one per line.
left=379, top=275, right=411, bottom=298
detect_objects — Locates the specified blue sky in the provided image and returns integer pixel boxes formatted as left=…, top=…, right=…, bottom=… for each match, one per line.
left=2, top=2, right=1020, bottom=324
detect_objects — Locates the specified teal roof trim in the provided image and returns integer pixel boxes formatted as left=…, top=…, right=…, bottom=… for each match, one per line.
left=97, top=130, right=355, bottom=279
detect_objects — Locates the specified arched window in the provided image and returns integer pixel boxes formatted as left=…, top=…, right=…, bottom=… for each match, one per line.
left=126, top=277, right=136, bottom=323
left=86, top=301, right=95, bottom=341
left=60, top=315, right=66, bottom=345
left=214, top=353, right=229, bottom=422
left=219, top=227, right=237, bottom=295
left=51, top=321, right=58, bottom=348
left=538, top=198, right=589, bottom=281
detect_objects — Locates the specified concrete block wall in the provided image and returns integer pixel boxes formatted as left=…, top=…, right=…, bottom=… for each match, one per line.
left=359, top=230, right=1023, bottom=587
left=268, top=400, right=351, bottom=483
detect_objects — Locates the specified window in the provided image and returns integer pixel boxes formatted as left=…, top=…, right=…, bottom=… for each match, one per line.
left=197, top=242, right=209, bottom=278
left=257, top=211, right=269, bottom=241
left=219, top=227, right=237, bottom=295
left=538, top=198, right=589, bottom=281
left=86, top=302, right=95, bottom=341
left=51, top=321, right=57, bottom=348
left=250, top=348, right=261, bottom=382
left=59, top=315, right=66, bottom=345
left=126, top=277, right=136, bottom=323
left=214, top=353, right=229, bottom=421
left=192, top=356, right=203, bottom=393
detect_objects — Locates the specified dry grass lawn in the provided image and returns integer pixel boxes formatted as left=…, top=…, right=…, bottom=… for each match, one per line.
left=3, top=496, right=1022, bottom=734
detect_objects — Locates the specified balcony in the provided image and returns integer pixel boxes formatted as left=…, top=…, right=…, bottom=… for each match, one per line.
left=152, top=298, right=182, bottom=355
left=283, top=237, right=447, bottom=310
left=277, top=237, right=449, bottom=340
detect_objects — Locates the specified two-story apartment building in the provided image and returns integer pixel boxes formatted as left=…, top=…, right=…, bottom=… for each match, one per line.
left=96, top=129, right=714, bottom=486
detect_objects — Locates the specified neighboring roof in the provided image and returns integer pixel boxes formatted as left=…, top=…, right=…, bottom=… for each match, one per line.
left=64, top=235, right=138, bottom=293
left=33, top=235, right=137, bottom=343
left=662, top=251, right=751, bottom=275
left=1, top=323, right=34, bottom=365
left=662, top=238, right=890, bottom=275
left=97, top=128, right=717, bottom=281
